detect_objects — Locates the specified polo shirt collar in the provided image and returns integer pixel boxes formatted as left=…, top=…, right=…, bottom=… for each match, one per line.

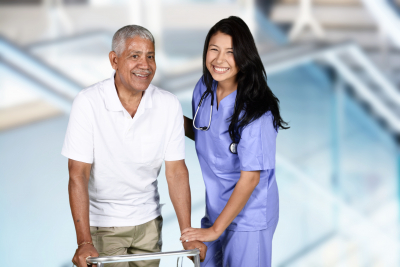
left=104, top=71, right=153, bottom=111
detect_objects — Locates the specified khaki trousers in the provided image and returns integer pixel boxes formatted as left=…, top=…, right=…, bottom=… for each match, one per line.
left=90, top=216, right=163, bottom=267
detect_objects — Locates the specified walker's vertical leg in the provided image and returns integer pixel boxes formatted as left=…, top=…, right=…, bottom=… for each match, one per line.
left=97, top=263, right=103, bottom=267
left=194, top=254, right=201, bottom=267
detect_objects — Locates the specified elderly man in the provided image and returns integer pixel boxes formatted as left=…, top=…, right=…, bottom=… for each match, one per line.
left=62, top=25, right=206, bottom=267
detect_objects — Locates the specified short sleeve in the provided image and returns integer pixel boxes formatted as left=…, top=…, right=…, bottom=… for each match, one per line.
left=164, top=97, right=185, bottom=161
left=237, top=112, right=277, bottom=171
left=61, top=93, right=94, bottom=164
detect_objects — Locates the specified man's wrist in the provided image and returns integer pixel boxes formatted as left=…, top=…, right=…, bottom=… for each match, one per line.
left=180, top=224, right=191, bottom=234
left=77, top=233, right=93, bottom=245
left=78, top=241, right=93, bottom=247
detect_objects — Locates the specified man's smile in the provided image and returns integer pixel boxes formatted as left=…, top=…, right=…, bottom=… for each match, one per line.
left=132, top=72, right=151, bottom=79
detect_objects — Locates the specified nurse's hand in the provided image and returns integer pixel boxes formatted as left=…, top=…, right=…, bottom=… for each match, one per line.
left=180, top=227, right=221, bottom=243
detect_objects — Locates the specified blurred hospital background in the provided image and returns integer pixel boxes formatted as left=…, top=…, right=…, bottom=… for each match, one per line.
left=1, top=0, right=400, bottom=266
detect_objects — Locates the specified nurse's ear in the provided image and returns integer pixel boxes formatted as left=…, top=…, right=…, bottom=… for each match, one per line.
left=109, top=51, right=119, bottom=70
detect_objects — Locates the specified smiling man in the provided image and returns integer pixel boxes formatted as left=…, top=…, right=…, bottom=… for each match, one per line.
left=62, top=25, right=206, bottom=267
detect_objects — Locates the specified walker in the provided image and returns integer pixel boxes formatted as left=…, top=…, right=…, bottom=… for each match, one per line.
left=73, top=248, right=200, bottom=267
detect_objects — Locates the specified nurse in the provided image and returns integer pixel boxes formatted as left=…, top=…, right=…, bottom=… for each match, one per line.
left=180, top=16, right=289, bottom=267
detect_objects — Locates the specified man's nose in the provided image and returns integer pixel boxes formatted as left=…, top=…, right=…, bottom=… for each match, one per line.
left=138, top=56, right=150, bottom=69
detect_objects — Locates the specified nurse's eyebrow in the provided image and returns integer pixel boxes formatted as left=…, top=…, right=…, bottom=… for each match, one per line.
left=209, top=44, right=233, bottom=49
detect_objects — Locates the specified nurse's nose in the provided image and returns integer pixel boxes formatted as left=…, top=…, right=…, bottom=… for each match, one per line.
left=216, top=52, right=225, bottom=64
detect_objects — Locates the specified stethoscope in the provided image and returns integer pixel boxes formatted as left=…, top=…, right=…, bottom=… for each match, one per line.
left=193, top=89, right=238, bottom=154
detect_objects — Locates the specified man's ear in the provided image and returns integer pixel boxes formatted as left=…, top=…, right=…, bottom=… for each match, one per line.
left=109, top=51, right=118, bottom=70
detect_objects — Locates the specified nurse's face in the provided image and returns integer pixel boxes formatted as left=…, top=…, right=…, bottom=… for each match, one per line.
left=206, top=32, right=239, bottom=84
left=109, top=36, right=156, bottom=92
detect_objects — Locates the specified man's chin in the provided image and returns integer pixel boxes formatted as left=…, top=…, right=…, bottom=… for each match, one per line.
left=129, top=82, right=151, bottom=92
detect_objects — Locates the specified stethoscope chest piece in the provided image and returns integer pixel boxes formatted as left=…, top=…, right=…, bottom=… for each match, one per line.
left=229, top=142, right=238, bottom=154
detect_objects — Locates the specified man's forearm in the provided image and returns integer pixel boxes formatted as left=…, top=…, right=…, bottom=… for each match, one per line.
left=69, top=174, right=92, bottom=244
left=166, top=162, right=191, bottom=232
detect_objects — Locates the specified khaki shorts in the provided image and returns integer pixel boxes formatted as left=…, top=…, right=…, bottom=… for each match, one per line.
left=90, top=216, right=163, bottom=267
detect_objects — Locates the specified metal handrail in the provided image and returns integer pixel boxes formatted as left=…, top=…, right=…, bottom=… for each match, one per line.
left=84, top=249, right=200, bottom=267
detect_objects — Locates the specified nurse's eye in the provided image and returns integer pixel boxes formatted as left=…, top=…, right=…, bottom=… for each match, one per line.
left=210, top=48, right=218, bottom=51
left=227, top=51, right=233, bottom=54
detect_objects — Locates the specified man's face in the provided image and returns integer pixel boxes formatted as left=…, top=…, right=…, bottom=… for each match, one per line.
left=110, top=36, right=156, bottom=92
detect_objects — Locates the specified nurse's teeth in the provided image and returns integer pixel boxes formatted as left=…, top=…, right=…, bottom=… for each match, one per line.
left=214, top=66, right=229, bottom=72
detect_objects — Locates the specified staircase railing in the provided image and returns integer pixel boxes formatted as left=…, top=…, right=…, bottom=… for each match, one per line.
left=0, top=36, right=82, bottom=112
left=360, top=0, right=400, bottom=48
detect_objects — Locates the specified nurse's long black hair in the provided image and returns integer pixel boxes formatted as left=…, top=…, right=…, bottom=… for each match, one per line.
left=202, top=16, right=289, bottom=142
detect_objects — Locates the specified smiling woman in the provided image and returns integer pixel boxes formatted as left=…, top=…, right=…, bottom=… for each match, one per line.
left=205, top=32, right=239, bottom=109
left=182, top=16, right=289, bottom=267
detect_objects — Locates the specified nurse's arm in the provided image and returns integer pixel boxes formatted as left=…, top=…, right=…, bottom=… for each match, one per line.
left=180, top=170, right=260, bottom=242
left=214, top=170, right=260, bottom=232
left=183, top=116, right=195, bottom=141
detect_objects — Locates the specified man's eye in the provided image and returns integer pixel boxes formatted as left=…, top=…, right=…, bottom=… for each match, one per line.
left=132, top=55, right=138, bottom=58
left=148, top=56, right=154, bottom=59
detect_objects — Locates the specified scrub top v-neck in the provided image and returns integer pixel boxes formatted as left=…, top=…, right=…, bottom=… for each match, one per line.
left=192, top=76, right=279, bottom=232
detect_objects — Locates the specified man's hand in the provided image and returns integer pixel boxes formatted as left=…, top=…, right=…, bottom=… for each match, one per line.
left=72, top=244, right=99, bottom=267
left=182, top=240, right=207, bottom=262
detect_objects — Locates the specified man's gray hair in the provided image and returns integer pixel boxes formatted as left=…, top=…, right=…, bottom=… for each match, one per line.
left=112, top=25, right=155, bottom=56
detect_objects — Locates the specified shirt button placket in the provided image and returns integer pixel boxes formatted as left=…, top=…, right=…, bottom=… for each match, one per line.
left=124, top=112, right=131, bottom=138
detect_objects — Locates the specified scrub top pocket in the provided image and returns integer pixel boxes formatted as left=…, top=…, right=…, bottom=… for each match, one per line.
left=214, top=137, right=240, bottom=172
left=215, top=153, right=240, bottom=172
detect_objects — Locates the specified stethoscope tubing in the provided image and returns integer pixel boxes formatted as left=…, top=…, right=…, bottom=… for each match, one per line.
left=193, top=89, right=238, bottom=154
left=193, top=90, right=213, bottom=131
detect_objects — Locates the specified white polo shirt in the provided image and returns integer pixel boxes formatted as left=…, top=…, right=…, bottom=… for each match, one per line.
left=62, top=72, right=185, bottom=227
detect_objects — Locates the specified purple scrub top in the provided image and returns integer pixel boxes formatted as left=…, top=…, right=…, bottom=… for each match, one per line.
left=192, top=77, right=279, bottom=232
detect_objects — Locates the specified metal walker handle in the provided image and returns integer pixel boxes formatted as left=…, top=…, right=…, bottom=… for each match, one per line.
left=81, top=249, right=201, bottom=267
